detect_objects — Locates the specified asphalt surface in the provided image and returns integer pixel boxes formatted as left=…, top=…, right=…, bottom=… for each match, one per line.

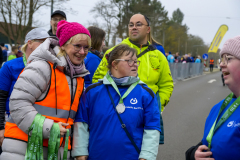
left=156, top=71, right=231, bottom=160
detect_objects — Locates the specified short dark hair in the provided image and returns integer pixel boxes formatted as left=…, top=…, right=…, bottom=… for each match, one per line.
left=12, top=46, right=18, bottom=51
left=143, top=15, right=150, bottom=26
left=0, top=43, right=5, bottom=47
left=88, top=26, right=106, bottom=51
left=106, top=44, right=137, bottom=70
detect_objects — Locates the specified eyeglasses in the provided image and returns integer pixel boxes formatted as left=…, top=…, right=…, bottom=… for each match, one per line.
left=221, top=55, right=236, bottom=65
left=70, top=44, right=89, bottom=52
left=51, top=18, right=65, bottom=22
left=115, top=59, right=140, bottom=67
left=128, top=22, right=149, bottom=29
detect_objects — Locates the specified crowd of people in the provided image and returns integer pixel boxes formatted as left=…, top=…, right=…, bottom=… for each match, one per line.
left=165, top=52, right=202, bottom=64
left=0, top=9, right=239, bottom=160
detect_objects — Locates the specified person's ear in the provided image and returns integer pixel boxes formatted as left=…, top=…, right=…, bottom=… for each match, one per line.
left=61, top=45, right=65, bottom=51
left=112, top=60, right=118, bottom=70
left=147, top=26, right=150, bottom=34
left=27, top=40, right=33, bottom=49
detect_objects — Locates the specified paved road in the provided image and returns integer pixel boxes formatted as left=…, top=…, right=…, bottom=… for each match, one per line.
left=156, top=71, right=230, bottom=160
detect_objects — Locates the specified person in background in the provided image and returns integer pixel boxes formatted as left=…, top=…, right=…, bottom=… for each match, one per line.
left=167, top=51, right=175, bottom=63
left=175, top=52, right=181, bottom=63
left=182, top=54, right=187, bottom=63
left=48, top=10, right=66, bottom=36
left=149, top=36, right=165, bottom=56
left=4, top=45, right=10, bottom=58
left=165, top=51, right=169, bottom=58
left=209, top=57, right=214, bottom=72
left=72, top=44, right=161, bottom=160
left=84, top=26, right=105, bottom=88
left=7, top=46, right=18, bottom=61
left=195, top=55, right=201, bottom=63
left=16, top=45, right=23, bottom=58
left=186, top=35, right=240, bottom=160
left=1, top=21, right=90, bottom=159
left=0, top=43, right=7, bottom=63
left=187, top=53, right=193, bottom=63
left=0, top=28, right=51, bottom=156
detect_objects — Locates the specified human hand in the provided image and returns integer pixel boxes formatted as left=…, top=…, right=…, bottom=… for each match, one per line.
left=195, top=145, right=215, bottom=160
left=58, top=122, right=69, bottom=136
left=0, top=129, right=5, bottom=146
left=76, top=156, right=88, bottom=160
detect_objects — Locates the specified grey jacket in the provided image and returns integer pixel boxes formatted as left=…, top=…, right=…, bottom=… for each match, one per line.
left=0, top=38, right=89, bottom=160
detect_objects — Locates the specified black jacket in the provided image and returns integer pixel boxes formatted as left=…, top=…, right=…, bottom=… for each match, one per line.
left=0, top=47, right=3, bottom=67
left=185, top=141, right=202, bottom=160
left=0, top=90, right=8, bottom=130
left=48, top=29, right=56, bottom=37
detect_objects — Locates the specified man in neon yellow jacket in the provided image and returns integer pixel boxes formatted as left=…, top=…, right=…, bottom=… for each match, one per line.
left=93, top=14, right=173, bottom=110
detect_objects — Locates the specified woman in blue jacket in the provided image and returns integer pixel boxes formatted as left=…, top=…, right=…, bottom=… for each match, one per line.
left=72, top=44, right=161, bottom=160
left=186, top=35, right=240, bottom=160
left=84, top=26, right=106, bottom=88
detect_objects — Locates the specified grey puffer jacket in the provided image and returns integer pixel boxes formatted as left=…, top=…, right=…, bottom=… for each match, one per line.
left=0, top=38, right=89, bottom=160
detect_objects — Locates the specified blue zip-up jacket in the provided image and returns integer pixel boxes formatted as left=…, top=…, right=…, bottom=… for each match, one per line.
left=74, top=79, right=161, bottom=160
left=0, top=57, right=25, bottom=114
left=84, top=52, right=101, bottom=88
left=202, top=96, right=240, bottom=160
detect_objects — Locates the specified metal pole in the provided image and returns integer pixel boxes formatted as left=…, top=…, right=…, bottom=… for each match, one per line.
left=51, top=0, right=54, bottom=14
left=185, top=42, right=187, bottom=54
left=50, top=0, right=53, bottom=29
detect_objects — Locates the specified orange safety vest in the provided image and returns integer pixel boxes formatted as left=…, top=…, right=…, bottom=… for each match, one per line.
left=210, top=59, right=214, bottom=65
left=4, top=62, right=84, bottom=150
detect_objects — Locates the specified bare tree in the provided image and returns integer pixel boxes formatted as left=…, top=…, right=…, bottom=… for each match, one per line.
left=91, top=0, right=118, bottom=46
left=0, top=0, right=72, bottom=46
left=0, top=0, right=51, bottom=46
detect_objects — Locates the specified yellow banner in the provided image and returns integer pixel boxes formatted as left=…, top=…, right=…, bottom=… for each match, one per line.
left=208, top=25, right=228, bottom=53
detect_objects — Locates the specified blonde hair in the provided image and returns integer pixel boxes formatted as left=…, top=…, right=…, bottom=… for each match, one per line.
left=58, top=34, right=91, bottom=57
left=21, top=39, right=41, bottom=54
left=21, top=43, right=28, bottom=54
left=148, top=32, right=162, bottom=45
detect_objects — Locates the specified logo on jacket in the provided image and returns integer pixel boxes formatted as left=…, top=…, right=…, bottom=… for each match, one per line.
left=227, top=121, right=240, bottom=128
left=130, top=98, right=138, bottom=104
left=227, top=121, right=234, bottom=127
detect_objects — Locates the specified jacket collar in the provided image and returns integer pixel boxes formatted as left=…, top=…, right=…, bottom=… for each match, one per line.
left=128, top=38, right=150, bottom=48
left=48, top=29, right=56, bottom=37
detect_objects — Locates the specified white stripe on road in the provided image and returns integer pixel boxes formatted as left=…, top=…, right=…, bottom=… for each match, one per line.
left=208, top=79, right=216, bottom=83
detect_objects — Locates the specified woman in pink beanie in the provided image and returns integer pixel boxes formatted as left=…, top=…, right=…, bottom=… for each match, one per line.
left=186, top=35, right=240, bottom=160
left=0, top=20, right=91, bottom=160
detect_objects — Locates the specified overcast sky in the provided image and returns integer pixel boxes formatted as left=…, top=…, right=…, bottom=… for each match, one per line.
left=36, top=0, right=240, bottom=49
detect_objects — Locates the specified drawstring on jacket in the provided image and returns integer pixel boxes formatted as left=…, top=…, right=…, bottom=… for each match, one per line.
left=53, top=63, right=58, bottom=115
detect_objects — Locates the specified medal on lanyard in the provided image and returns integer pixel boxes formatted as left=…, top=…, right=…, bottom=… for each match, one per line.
left=116, top=101, right=126, bottom=114
left=206, top=93, right=240, bottom=148
left=106, top=73, right=139, bottom=114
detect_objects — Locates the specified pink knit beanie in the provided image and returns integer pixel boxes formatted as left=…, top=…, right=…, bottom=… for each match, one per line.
left=56, top=20, right=91, bottom=46
left=220, top=35, right=240, bottom=59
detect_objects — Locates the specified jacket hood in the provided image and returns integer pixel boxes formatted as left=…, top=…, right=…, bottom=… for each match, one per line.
left=27, top=38, right=67, bottom=68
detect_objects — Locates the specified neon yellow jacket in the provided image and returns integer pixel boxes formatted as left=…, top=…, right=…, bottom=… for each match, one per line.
left=92, top=38, right=174, bottom=110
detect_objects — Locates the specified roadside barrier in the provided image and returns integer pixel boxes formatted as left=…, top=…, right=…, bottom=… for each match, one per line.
left=169, top=63, right=203, bottom=81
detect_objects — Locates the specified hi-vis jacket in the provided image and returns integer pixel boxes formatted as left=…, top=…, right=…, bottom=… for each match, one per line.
left=1, top=38, right=88, bottom=160
left=92, top=38, right=174, bottom=109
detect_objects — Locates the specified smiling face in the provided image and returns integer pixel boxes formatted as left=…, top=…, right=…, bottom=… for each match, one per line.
left=111, top=51, right=138, bottom=78
left=220, top=53, right=240, bottom=92
left=50, top=14, right=66, bottom=34
left=61, top=34, right=90, bottom=65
